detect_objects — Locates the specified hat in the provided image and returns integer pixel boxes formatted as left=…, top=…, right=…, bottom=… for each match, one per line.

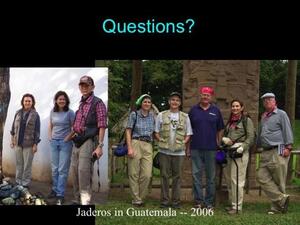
left=261, top=93, right=275, bottom=99
left=199, top=86, right=214, bottom=95
left=169, top=92, right=182, bottom=100
left=135, top=94, right=151, bottom=107
left=79, top=75, right=94, bottom=86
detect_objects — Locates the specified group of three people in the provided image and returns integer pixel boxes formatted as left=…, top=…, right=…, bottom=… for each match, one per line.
left=126, top=87, right=293, bottom=215
left=10, top=75, right=107, bottom=205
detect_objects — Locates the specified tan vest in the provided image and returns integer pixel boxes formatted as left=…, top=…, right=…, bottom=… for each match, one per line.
left=158, top=110, right=187, bottom=151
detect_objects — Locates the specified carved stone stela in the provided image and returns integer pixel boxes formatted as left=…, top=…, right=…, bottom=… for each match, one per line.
left=182, top=60, right=259, bottom=188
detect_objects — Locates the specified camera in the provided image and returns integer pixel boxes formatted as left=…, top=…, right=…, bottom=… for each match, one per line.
left=92, top=154, right=98, bottom=163
left=228, top=149, right=243, bottom=159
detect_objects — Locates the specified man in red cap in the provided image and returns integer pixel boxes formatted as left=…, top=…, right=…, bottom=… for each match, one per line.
left=70, top=75, right=107, bottom=205
left=187, top=86, right=224, bottom=211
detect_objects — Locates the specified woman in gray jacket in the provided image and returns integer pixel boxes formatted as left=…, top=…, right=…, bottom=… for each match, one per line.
left=10, top=93, right=40, bottom=189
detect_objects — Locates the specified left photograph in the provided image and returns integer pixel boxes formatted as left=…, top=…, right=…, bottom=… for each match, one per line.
left=0, top=67, right=108, bottom=205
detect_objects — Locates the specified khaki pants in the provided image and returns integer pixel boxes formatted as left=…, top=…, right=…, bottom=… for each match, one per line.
left=224, top=151, right=249, bottom=210
left=257, top=149, right=289, bottom=204
left=128, top=140, right=153, bottom=203
left=71, top=139, right=95, bottom=205
left=159, top=153, right=184, bottom=205
left=15, top=146, right=34, bottom=186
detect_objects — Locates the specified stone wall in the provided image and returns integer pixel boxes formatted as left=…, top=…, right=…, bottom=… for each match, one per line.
left=182, top=60, right=260, bottom=188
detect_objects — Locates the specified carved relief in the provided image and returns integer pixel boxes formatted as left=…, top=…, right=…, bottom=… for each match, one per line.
left=182, top=60, right=260, bottom=187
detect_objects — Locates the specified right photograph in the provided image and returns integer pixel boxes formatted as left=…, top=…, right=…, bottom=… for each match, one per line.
left=101, top=60, right=299, bottom=224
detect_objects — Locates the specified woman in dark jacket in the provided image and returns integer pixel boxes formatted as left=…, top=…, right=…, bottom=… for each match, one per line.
left=10, top=93, right=40, bottom=188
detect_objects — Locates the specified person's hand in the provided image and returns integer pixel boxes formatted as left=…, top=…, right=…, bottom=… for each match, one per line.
left=32, top=144, right=38, bottom=154
left=222, top=137, right=233, bottom=146
left=64, top=131, right=76, bottom=142
left=237, top=146, right=244, bottom=153
left=185, top=148, right=191, bottom=158
left=231, top=142, right=243, bottom=149
left=282, top=148, right=291, bottom=157
left=93, top=146, right=103, bottom=159
left=127, top=147, right=135, bottom=158
left=10, top=142, right=15, bottom=149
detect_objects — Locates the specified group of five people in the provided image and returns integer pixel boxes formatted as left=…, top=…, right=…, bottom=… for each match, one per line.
left=125, top=87, right=293, bottom=215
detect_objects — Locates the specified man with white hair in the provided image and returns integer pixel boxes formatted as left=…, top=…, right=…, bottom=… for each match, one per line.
left=257, top=92, right=293, bottom=214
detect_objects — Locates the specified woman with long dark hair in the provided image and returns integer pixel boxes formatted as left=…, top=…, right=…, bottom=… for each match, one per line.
left=222, top=99, right=255, bottom=214
left=48, top=91, right=75, bottom=205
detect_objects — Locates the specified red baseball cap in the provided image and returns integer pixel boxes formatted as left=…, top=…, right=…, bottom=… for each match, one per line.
left=199, top=86, right=214, bottom=95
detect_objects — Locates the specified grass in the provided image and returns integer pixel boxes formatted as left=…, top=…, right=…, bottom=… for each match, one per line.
left=293, top=120, right=300, bottom=149
left=96, top=200, right=300, bottom=225
left=94, top=188, right=300, bottom=225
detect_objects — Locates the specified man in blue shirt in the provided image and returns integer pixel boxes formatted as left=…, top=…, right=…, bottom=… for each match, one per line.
left=257, top=93, right=293, bottom=214
left=187, top=87, right=224, bottom=210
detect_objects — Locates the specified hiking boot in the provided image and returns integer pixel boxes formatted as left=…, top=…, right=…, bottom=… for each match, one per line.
left=47, top=190, right=57, bottom=199
left=56, top=197, right=64, bottom=205
left=225, top=206, right=232, bottom=211
left=207, top=205, right=215, bottom=213
left=132, top=202, right=144, bottom=207
left=160, top=202, right=169, bottom=208
left=172, top=203, right=181, bottom=209
left=132, top=200, right=144, bottom=207
left=267, top=208, right=282, bottom=215
left=194, top=202, right=205, bottom=209
left=280, top=195, right=290, bottom=213
left=227, top=208, right=240, bottom=215
left=71, top=200, right=81, bottom=205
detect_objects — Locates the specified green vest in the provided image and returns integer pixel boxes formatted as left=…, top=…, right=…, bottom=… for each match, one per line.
left=158, top=110, right=187, bottom=151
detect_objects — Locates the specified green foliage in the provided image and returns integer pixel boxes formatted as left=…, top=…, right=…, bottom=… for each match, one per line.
left=293, top=120, right=300, bottom=148
left=105, top=60, right=299, bottom=133
left=259, top=60, right=288, bottom=113
left=143, top=60, right=183, bottom=111
left=106, top=60, right=183, bottom=133
left=105, top=60, right=132, bottom=132
left=292, top=177, right=300, bottom=186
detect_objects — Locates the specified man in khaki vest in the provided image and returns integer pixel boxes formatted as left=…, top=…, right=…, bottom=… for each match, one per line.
left=257, top=93, right=293, bottom=214
left=154, top=92, right=193, bottom=209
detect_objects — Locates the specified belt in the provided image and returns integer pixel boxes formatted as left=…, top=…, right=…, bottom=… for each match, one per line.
left=132, top=136, right=152, bottom=143
left=263, top=146, right=277, bottom=151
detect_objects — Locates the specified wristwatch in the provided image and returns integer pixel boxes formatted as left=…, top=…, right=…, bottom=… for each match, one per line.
left=98, top=142, right=104, bottom=148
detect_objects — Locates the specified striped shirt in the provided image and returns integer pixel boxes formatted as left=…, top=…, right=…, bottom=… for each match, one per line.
left=73, top=93, right=107, bottom=133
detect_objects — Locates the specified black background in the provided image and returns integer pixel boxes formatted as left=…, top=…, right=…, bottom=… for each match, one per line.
left=1, top=8, right=300, bottom=67
left=0, top=7, right=299, bottom=225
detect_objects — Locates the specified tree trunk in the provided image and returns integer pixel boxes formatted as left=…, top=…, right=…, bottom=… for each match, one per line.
left=285, top=60, right=297, bottom=184
left=130, top=60, right=143, bottom=111
left=0, top=68, right=11, bottom=167
left=285, top=60, right=297, bottom=125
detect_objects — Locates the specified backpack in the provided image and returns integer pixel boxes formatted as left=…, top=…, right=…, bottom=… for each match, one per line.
left=240, top=115, right=257, bottom=152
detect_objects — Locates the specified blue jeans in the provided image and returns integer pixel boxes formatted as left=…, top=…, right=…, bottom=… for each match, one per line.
left=191, top=150, right=216, bottom=207
left=50, top=139, right=73, bottom=197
